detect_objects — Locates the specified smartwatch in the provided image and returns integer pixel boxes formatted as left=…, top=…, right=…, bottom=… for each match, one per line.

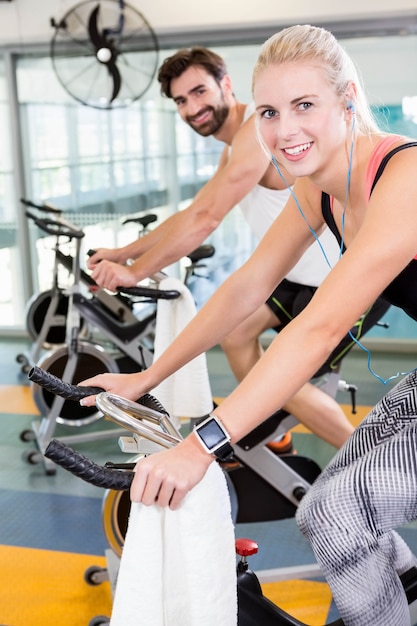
left=193, top=414, right=235, bottom=462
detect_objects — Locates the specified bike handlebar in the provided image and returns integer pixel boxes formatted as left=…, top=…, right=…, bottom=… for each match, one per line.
left=44, top=439, right=134, bottom=490
left=25, top=208, right=85, bottom=240
left=32, top=365, right=176, bottom=488
left=28, top=365, right=168, bottom=415
left=119, top=285, right=180, bottom=300
left=21, top=197, right=62, bottom=215
left=28, top=366, right=171, bottom=420
left=86, top=249, right=180, bottom=300
left=28, top=366, right=104, bottom=400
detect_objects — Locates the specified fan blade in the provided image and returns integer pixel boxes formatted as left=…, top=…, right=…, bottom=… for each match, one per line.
left=107, top=61, right=122, bottom=102
left=88, top=4, right=106, bottom=49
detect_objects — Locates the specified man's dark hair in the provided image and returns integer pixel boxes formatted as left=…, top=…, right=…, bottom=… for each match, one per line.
left=157, top=47, right=227, bottom=98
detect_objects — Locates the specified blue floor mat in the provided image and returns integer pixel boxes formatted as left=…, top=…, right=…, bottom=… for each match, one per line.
left=0, top=488, right=107, bottom=555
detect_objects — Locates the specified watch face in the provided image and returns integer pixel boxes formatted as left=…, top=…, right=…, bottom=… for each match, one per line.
left=197, top=418, right=226, bottom=450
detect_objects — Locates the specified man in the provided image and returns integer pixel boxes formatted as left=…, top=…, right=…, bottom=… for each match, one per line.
left=87, top=47, right=388, bottom=449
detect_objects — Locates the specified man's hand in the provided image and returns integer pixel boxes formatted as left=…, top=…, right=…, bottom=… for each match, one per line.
left=90, top=260, right=138, bottom=291
left=87, top=248, right=123, bottom=269
left=131, top=435, right=214, bottom=509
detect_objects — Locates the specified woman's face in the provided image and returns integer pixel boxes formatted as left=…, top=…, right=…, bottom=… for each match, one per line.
left=254, top=61, right=348, bottom=181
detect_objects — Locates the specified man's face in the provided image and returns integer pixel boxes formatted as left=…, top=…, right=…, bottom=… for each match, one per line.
left=170, top=65, right=229, bottom=137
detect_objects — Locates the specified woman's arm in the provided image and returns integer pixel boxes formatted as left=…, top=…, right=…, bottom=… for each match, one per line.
left=130, top=149, right=417, bottom=509
left=218, top=147, right=417, bottom=440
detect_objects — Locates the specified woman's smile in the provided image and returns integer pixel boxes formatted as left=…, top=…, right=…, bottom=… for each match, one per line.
left=282, top=141, right=313, bottom=160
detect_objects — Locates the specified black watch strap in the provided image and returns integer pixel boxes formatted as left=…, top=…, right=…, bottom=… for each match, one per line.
left=213, top=441, right=235, bottom=462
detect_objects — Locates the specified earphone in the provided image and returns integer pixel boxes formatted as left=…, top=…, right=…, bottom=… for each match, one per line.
left=346, top=99, right=355, bottom=113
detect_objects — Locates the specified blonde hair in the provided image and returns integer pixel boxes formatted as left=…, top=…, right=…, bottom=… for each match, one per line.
left=253, top=24, right=381, bottom=135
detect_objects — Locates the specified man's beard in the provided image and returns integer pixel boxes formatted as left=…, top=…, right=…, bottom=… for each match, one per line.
left=187, top=101, right=230, bottom=137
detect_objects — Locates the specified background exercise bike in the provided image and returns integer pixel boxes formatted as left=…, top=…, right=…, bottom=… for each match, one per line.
left=17, top=198, right=145, bottom=373
left=20, top=203, right=215, bottom=473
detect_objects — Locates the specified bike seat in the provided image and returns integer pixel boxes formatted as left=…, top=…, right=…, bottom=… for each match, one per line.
left=187, top=244, right=215, bottom=263
left=122, top=214, right=158, bottom=229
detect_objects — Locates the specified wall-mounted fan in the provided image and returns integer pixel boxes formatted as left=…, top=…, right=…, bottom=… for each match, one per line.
left=50, top=0, right=159, bottom=109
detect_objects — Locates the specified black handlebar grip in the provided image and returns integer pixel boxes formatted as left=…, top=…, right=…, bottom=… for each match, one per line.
left=119, top=285, right=180, bottom=300
left=40, top=217, right=85, bottom=239
left=138, top=393, right=169, bottom=416
left=21, top=198, right=62, bottom=214
left=28, top=366, right=104, bottom=401
left=44, top=439, right=134, bottom=490
left=29, top=368, right=169, bottom=418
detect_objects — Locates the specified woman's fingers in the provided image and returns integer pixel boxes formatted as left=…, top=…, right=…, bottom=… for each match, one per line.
left=130, top=438, right=214, bottom=509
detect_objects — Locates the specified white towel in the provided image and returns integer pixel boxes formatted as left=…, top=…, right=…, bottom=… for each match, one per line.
left=110, top=461, right=238, bottom=626
left=152, top=277, right=213, bottom=426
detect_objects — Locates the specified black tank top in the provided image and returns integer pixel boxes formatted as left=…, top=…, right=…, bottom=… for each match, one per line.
left=321, top=142, right=417, bottom=321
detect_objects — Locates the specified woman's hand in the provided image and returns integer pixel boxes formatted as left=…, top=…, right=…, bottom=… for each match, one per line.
left=78, top=372, right=150, bottom=407
left=131, top=434, right=214, bottom=509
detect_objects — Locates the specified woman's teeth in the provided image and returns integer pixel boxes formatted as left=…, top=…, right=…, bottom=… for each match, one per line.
left=284, top=142, right=311, bottom=156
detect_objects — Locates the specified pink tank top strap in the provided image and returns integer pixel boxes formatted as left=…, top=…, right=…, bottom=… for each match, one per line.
left=365, top=135, right=402, bottom=199
left=329, top=134, right=403, bottom=213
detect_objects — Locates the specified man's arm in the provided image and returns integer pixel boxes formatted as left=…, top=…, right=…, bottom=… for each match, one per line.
left=87, top=149, right=232, bottom=269
left=79, top=180, right=318, bottom=407
left=89, top=115, right=290, bottom=290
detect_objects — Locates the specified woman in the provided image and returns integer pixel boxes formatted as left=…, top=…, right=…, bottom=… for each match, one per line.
left=81, top=25, right=417, bottom=624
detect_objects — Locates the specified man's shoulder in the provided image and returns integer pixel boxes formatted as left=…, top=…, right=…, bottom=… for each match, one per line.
left=242, top=102, right=255, bottom=122
left=225, top=105, right=269, bottom=177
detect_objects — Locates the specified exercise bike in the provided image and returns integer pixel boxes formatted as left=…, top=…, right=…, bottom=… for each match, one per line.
left=28, top=360, right=333, bottom=532
left=40, top=385, right=417, bottom=626
left=20, top=206, right=216, bottom=473
left=28, top=369, right=347, bottom=562
left=27, top=344, right=358, bottom=525
left=17, top=198, right=159, bottom=373
left=19, top=208, right=181, bottom=472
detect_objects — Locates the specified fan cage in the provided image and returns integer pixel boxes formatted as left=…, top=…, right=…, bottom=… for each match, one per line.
left=50, top=0, right=159, bottom=110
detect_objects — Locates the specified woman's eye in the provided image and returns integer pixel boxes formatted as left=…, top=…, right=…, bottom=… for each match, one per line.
left=299, top=102, right=312, bottom=111
left=262, top=109, right=277, bottom=120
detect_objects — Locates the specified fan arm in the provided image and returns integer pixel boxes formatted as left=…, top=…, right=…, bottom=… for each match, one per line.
left=107, top=61, right=122, bottom=102
left=88, top=4, right=107, bottom=50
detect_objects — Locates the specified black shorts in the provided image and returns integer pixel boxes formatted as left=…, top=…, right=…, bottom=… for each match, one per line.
left=266, top=279, right=390, bottom=377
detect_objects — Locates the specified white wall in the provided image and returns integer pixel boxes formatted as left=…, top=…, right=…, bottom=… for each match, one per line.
left=0, top=0, right=416, bottom=46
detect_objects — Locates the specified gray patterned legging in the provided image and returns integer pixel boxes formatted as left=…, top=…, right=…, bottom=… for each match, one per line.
left=296, top=369, right=417, bottom=626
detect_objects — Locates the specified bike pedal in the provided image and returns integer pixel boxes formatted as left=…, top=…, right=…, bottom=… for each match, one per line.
left=266, top=432, right=295, bottom=455
left=219, top=458, right=241, bottom=471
